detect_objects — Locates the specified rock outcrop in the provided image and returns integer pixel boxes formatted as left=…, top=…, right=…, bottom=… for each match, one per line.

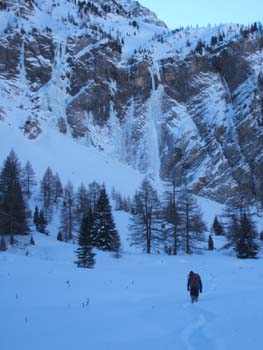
left=0, top=0, right=262, bottom=204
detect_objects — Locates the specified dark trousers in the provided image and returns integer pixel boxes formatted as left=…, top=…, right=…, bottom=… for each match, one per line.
left=190, top=286, right=199, bottom=299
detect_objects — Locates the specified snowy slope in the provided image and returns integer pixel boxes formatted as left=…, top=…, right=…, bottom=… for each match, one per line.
left=0, top=121, right=144, bottom=197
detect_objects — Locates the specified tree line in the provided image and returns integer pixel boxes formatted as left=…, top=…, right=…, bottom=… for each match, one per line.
left=129, top=178, right=206, bottom=255
left=0, top=150, right=261, bottom=263
left=128, top=177, right=261, bottom=259
left=0, top=150, right=121, bottom=268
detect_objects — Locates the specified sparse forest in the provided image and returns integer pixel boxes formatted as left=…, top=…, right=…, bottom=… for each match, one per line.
left=1, top=149, right=260, bottom=260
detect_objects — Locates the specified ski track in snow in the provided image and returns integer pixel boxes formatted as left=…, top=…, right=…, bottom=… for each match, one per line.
left=181, top=261, right=217, bottom=350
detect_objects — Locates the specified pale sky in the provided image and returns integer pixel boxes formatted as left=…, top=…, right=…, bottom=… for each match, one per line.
left=139, top=0, right=263, bottom=28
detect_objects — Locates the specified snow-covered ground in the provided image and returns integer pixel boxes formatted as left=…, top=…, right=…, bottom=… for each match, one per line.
left=1, top=218, right=262, bottom=350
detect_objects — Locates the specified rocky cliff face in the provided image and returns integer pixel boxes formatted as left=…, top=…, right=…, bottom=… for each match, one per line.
left=0, top=0, right=262, bottom=204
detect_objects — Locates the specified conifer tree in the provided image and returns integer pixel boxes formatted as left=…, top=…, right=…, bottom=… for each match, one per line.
left=212, top=216, right=224, bottom=236
left=236, top=213, right=258, bottom=259
left=223, top=201, right=244, bottom=250
left=40, top=167, right=55, bottom=222
left=0, top=150, right=29, bottom=236
left=33, top=206, right=40, bottom=230
left=91, top=186, right=121, bottom=252
left=218, top=33, right=224, bottom=41
left=211, top=35, right=218, bottom=46
left=195, top=39, right=204, bottom=55
left=225, top=213, right=240, bottom=249
left=75, top=183, right=90, bottom=223
left=88, top=181, right=101, bottom=214
left=38, top=209, right=47, bottom=234
left=60, top=181, right=76, bottom=242
left=129, top=178, right=162, bottom=254
left=162, top=179, right=180, bottom=255
left=177, top=187, right=206, bottom=254
left=53, top=173, right=63, bottom=205
left=114, top=192, right=123, bottom=211
left=75, top=209, right=96, bottom=268
left=21, top=161, right=37, bottom=198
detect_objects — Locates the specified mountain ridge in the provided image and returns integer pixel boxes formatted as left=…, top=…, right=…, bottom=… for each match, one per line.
left=0, top=0, right=263, bottom=204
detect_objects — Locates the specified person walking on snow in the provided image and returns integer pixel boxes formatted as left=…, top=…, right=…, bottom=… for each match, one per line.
left=187, top=271, right=202, bottom=303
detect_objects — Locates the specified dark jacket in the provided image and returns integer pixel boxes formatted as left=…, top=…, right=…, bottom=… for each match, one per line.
left=187, top=273, right=203, bottom=293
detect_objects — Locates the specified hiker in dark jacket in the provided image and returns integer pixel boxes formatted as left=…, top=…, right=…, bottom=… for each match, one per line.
left=187, top=271, right=203, bottom=303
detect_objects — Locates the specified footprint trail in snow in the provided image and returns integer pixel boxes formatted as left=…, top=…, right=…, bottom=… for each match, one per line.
left=181, top=260, right=218, bottom=350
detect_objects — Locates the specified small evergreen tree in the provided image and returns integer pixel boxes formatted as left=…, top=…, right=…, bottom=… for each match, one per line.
left=212, top=216, right=224, bottom=236
left=91, top=186, right=121, bottom=252
left=236, top=213, right=258, bottom=259
left=38, top=209, right=47, bottom=234
left=210, top=35, right=218, bottom=46
left=75, top=209, right=96, bottom=268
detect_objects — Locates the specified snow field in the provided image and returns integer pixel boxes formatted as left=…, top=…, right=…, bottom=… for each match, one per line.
left=0, top=122, right=144, bottom=197
left=0, top=230, right=262, bottom=350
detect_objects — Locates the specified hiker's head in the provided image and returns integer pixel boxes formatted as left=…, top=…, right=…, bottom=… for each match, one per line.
left=189, top=271, right=194, bottom=276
